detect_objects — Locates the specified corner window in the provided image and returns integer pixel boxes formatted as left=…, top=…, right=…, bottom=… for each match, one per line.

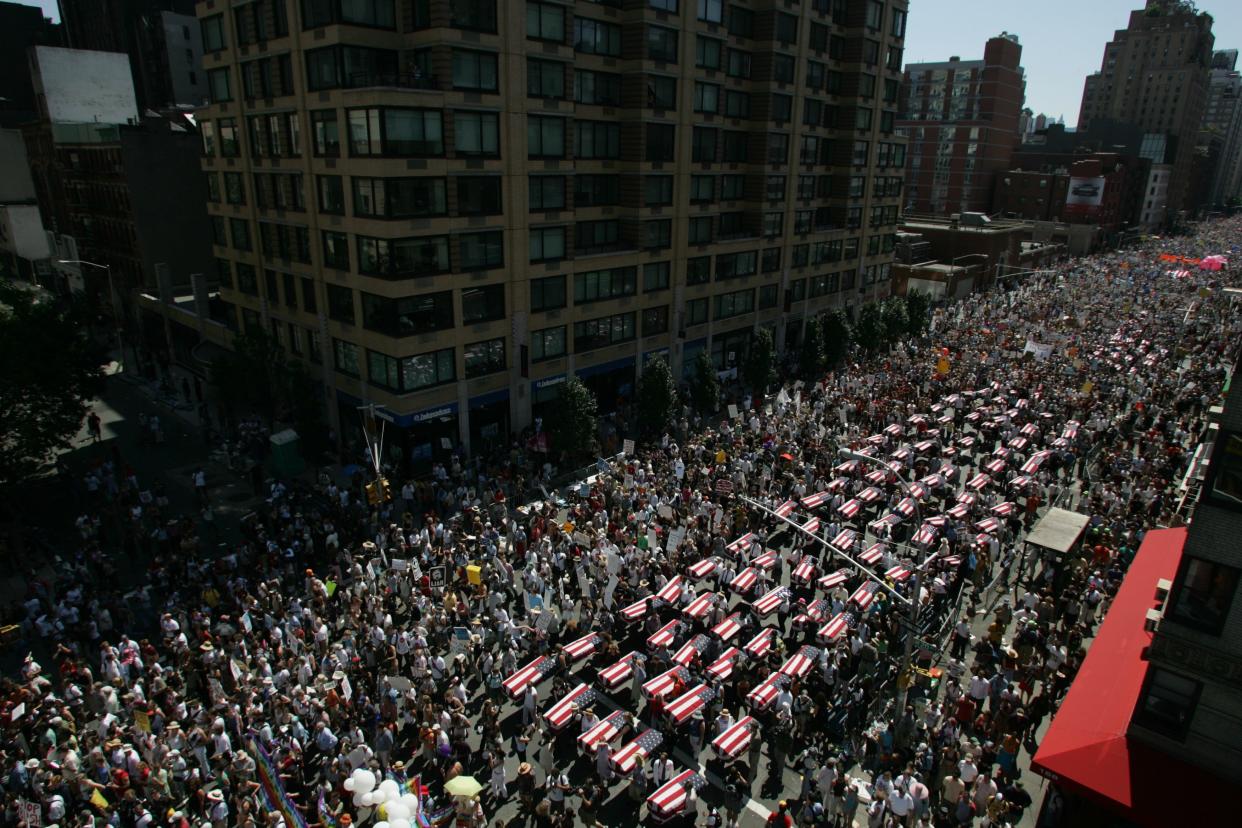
left=450, top=0, right=497, bottom=33
left=464, top=338, right=506, bottom=378
left=1133, top=668, right=1200, bottom=740
left=1205, top=432, right=1242, bottom=510
left=1168, top=555, right=1240, bottom=634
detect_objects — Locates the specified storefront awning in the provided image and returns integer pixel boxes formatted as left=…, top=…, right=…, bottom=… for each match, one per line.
left=1032, top=527, right=1237, bottom=825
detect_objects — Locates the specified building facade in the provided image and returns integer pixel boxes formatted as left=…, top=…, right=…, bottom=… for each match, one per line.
left=1077, top=0, right=1214, bottom=216
left=195, top=0, right=908, bottom=463
left=0, top=1, right=65, bottom=128
left=1203, top=50, right=1242, bottom=207
left=897, top=33, right=1024, bottom=215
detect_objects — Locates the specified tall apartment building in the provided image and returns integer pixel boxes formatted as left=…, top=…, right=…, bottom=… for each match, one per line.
left=896, top=34, right=1024, bottom=216
left=1077, top=0, right=1214, bottom=216
left=1203, top=50, right=1242, bottom=206
left=0, top=1, right=65, bottom=128
left=195, top=0, right=907, bottom=463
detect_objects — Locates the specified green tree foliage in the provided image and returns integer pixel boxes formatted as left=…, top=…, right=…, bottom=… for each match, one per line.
left=636, top=356, right=679, bottom=440
left=688, top=350, right=720, bottom=415
left=0, top=282, right=104, bottom=489
left=881, top=296, right=909, bottom=345
left=822, top=309, right=851, bottom=367
left=852, top=302, right=886, bottom=353
left=905, top=290, right=931, bottom=338
left=799, top=316, right=827, bottom=378
left=743, top=328, right=776, bottom=394
left=211, top=329, right=326, bottom=450
left=544, top=375, right=598, bottom=461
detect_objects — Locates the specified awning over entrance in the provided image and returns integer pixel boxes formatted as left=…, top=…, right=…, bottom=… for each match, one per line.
left=1031, top=527, right=1236, bottom=825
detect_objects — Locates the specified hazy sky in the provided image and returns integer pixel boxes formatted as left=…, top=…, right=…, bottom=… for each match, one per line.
left=18, top=0, right=1242, bottom=127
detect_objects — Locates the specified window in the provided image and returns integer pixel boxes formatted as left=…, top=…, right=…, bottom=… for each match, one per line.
left=891, top=8, right=907, bottom=38
left=788, top=278, right=805, bottom=301
left=716, top=250, right=756, bottom=280
left=796, top=175, right=814, bottom=200
left=698, top=0, right=723, bottom=23
left=303, top=0, right=395, bottom=28
left=208, top=67, right=231, bottom=102
left=727, top=5, right=753, bottom=37
left=529, top=176, right=566, bottom=211
left=643, top=306, right=670, bottom=335
left=685, top=298, right=708, bottom=325
left=866, top=0, right=883, bottom=30
left=688, top=216, right=713, bottom=245
left=394, top=348, right=455, bottom=391
left=357, top=234, right=450, bottom=277
left=362, top=291, right=454, bottom=336
left=773, top=55, right=795, bottom=84
left=862, top=39, right=880, bottom=66
left=724, top=90, right=750, bottom=118
left=529, top=226, right=566, bottom=263
left=575, top=220, right=621, bottom=254
left=645, top=176, right=673, bottom=206
left=775, top=12, right=797, bottom=44
left=697, top=36, right=723, bottom=69
left=461, top=284, right=505, bottom=324
left=574, top=312, right=636, bottom=351
left=305, top=45, right=398, bottom=91
left=686, top=256, right=711, bottom=286
left=853, top=140, right=870, bottom=166
left=690, top=175, right=715, bottom=203
left=718, top=211, right=743, bottom=238
left=574, top=175, right=620, bottom=207
left=726, top=48, right=751, bottom=78
left=530, top=275, right=567, bottom=313
left=206, top=173, right=221, bottom=203
left=1169, top=556, right=1240, bottom=634
left=464, top=338, right=506, bottom=378
left=526, top=1, right=565, bottom=42
left=218, top=119, right=240, bottom=157
left=574, top=70, right=622, bottom=106
left=454, top=111, right=499, bottom=157
left=527, top=115, right=566, bottom=159
left=721, top=175, right=744, bottom=200
left=201, top=121, right=216, bottom=156
left=352, top=177, right=446, bottom=218
left=1134, top=668, right=1200, bottom=740
left=229, top=217, right=251, bottom=250
left=722, top=131, right=748, bottom=162
left=694, top=82, right=720, bottom=114
left=647, top=123, right=676, bottom=163
left=459, top=231, right=503, bottom=270
left=235, top=262, right=258, bottom=294
left=647, top=26, right=678, bottom=63
left=771, top=94, right=792, bottom=123
left=528, top=59, right=565, bottom=99
left=451, top=0, right=496, bottom=32
left=644, top=219, right=672, bottom=250
left=714, top=288, right=754, bottom=320
left=855, top=107, right=873, bottom=130
left=575, top=267, right=636, bottom=304
left=334, top=339, right=361, bottom=376
left=312, top=110, right=340, bottom=157
left=327, top=284, right=355, bottom=323
left=644, top=262, right=670, bottom=292
left=650, top=0, right=678, bottom=10
left=692, top=127, right=718, bottom=163
left=574, top=18, right=621, bottom=56
left=574, top=121, right=620, bottom=159
left=1206, top=432, right=1242, bottom=509
left=531, top=326, right=566, bottom=361
left=452, top=50, right=498, bottom=91
left=762, top=247, right=781, bottom=273
left=763, top=212, right=783, bottom=238
left=759, top=284, right=778, bottom=309
left=315, top=175, right=342, bottom=214
left=648, top=76, right=677, bottom=110
left=201, top=15, right=226, bottom=51
left=348, top=107, right=443, bottom=156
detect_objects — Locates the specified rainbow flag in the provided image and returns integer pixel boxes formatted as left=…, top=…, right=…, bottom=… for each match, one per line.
left=318, top=790, right=339, bottom=828
left=248, top=736, right=308, bottom=828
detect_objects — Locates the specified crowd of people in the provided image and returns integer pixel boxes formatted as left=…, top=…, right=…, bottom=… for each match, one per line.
left=3, top=218, right=1240, bottom=828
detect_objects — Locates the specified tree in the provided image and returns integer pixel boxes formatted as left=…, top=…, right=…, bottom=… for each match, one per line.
left=822, top=309, right=851, bottom=367
left=688, top=350, right=720, bottom=415
left=0, top=282, right=104, bottom=491
left=852, top=302, right=886, bottom=353
left=636, top=356, right=678, bottom=440
left=881, top=296, right=909, bottom=345
left=544, top=376, right=598, bottom=461
left=905, top=290, right=931, bottom=338
left=743, top=328, right=775, bottom=394
left=210, top=329, right=287, bottom=424
left=799, top=316, right=827, bottom=378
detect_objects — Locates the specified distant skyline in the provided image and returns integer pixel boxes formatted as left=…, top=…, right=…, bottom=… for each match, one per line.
left=905, top=0, right=1242, bottom=128
left=14, top=0, right=1242, bottom=128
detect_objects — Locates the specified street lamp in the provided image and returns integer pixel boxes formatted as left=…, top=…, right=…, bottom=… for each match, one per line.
left=837, top=446, right=934, bottom=709
left=59, top=259, right=124, bottom=373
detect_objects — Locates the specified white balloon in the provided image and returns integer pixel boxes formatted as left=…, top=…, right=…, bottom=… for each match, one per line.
left=385, top=802, right=410, bottom=821
left=354, top=769, right=377, bottom=794
left=378, top=780, right=401, bottom=800
left=352, top=792, right=368, bottom=808
left=400, top=793, right=420, bottom=809
left=361, top=792, right=378, bottom=807
left=390, top=820, right=411, bottom=828
left=374, top=823, right=390, bottom=828
left=344, top=778, right=356, bottom=792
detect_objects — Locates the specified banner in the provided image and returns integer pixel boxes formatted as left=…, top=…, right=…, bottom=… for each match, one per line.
left=249, top=735, right=309, bottom=828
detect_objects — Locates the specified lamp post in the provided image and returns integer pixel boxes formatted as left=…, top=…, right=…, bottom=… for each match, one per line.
left=837, top=447, right=932, bottom=710
left=59, top=259, right=124, bottom=373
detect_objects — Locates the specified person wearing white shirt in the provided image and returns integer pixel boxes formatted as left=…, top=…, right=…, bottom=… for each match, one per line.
left=958, top=757, right=978, bottom=785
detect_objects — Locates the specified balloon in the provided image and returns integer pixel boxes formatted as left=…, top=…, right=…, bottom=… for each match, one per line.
left=353, top=769, right=377, bottom=794
left=344, top=779, right=356, bottom=792
left=385, top=802, right=410, bottom=821
left=374, top=823, right=389, bottom=828
left=362, top=792, right=379, bottom=807
left=400, top=794, right=420, bottom=809
left=390, top=820, right=411, bottom=828
left=378, top=780, right=401, bottom=800
left=352, top=793, right=368, bottom=808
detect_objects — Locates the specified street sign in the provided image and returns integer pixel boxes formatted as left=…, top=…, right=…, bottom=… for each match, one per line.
left=912, top=638, right=937, bottom=654
left=429, top=566, right=447, bottom=589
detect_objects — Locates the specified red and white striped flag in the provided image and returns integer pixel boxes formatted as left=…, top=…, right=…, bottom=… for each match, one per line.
left=730, top=567, right=759, bottom=594
left=706, top=646, right=741, bottom=680
left=831, top=529, right=857, bottom=551
left=859, top=542, right=885, bottom=565
left=802, top=515, right=822, bottom=533
left=975, top=516, right=1001, bottom=534
left=647, top=619, right=683, bottom=650
left=656, top=575, right=683, bottom=605
left=837, top=499, right=861, bottom=519
left=710, top=612, right=743, bottom=642
left=743, top=627, right=776, bottom=659
left=543, top=683, right=595, bottom=731
left=671, top=634, right=710, bottom=668
left=792, top=557, right=816, bottom=582
left=780, top=645, right=819, bottom=678
left=885, top=565, right=911, bottom=582
left=642, top=666, right=689, bottom=699
left=502, top=656, right=548, bottom=699
left=562, top=632, right=602, bottom=662
left=751, top=586, right=789, bottom=616
left=578, top=710, right=627, bottom=754
left=967, top=473, right=991, bottom=491
left=775, top=499, right=797, bottom=518
left=818, top=612, right=848, bottom=641
left=612, top=728, right=663, bottom=774
left=688, top=557, right=718, bottom=579
left=750, top=550, right=779, bottom=569
left=726, top=533, right=756, bottom=554
left=849, top=581, right=879, bottom=610
left=619, top=596, right=653, bottom=621
left=801, top=490, right=830, bottom=508
left=817, top=569, right=848, bottom=589
left=712, top=716, right=756, bottom=759
left=912, top=524, right=937, bottom=546
left=647, top=769, right=704, bottom=817
left=597, top=652, right=638, bottom=689
left=666, top=684, right=714, bottom=724
left=682, top=592, right=716, bottom=620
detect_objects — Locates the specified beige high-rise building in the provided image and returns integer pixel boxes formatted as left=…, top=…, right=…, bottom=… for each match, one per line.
left=1077, top=0, right=1214, bottom=216
left=194, top=0, right=906, bottom=464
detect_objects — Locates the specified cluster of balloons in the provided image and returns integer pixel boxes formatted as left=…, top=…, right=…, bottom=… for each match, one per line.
left=343, top=768, right=422, bottom=828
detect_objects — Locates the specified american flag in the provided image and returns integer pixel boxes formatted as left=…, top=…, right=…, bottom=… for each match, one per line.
left=711, top=612, right=743, bottom=642
left=942, top=555, right=962, bottom=567
left=647, top=770, right=706, bottom=816
left=976, top=516, right=1001, bottom=534
left=831, top=528, right=857, bottom=551
left=849, top=581, right=879, bottom=610
left=712, top=716, right=755, bottom=758
left=801, top=490, right=831, bottom=508
left=857, top=486, right=884, bottom=503
left=976, top=532, right=993, bottom=548
left=938, top=413, right=953, bottom=424
left=750, top=550, right=779, bottom=569
left=801, top=598, right=831, bottom=623
left=502, top=656, right=548, bottom=699
left=730, top=567, right=759, bottom=594
left=965, top=411, right=982, bottom=423
left=835, top=459, right=859, bottom=474
left=746, top=674, right=787, bottom=709
left=957, top=491, right=977, bottom=505
left=1063, top=421, right=1079, bottom=439
left=1021, top=422, right=1038, bottom=437
left=655, top=575, right=683, bottom=605
left=992, top=446, right=1011, bottom=459
left=817, top=569, right=848, bottom=589
left=775, top=499, right=797, bottom=518
left=672, top=634, right=710, bottom=667
left=1008, top=474, right=1033, bottom=490
left=1022, top=450, right=1052, bottom=474
left=884, top=423, right=903, bottom=436
left=780, top=645, right=819, bottom=678
left=826, top=477, right=850, bottom=492
left=909, top=481, right=930, bottom=499
left=837, top=499, right=861, bottom=519
left=792, top=557, right=816, bottom=582
left=543, top=683, right=595, bottom=730
left=612, top=728, right=663, bottom=774
left=912, top=524, right=937, bottom=546
left=859, top=542, right=885, bottom=565
left=682, top=592, right=716, bottom=619
left=706, top=646, right=741, bottom=679
left=687, top=557, right=718, bottom=579
left=920, top=472, right=945, bottom=487
left=925, top=515, right=949, bottom=527
left=957, top=435, right=976, bottom=448
left=967, top=473, right=991, bottom=491
left=642, top=666, right=690, bottom=699
left=619, top=596, right=653, bottom=621
left=801, top=515, right=822, bottom=533
left=578, top=710, right=627, bottom=754
left=563, top=633, right=602, bottom=662
left=991, top=501, right=1018, bottom=517
left=726, top=533, right=756, bottom=554
left=751, top=585, right=789, bottom=616
left=667, top=684, right=714, bottom=724
left=743, top=627, right=776, bottom=658
left=891, top=448, right=912, bottom=462
left=865, top=434, right=886, bottom=445
left=946, top=502, right=971, bottom=520
left=984, top=458, right=1007, bottom=475
left=1009, top=436, right=1028, bottom=451
left=647, top=619, right=683, bottom=649
left=893, top=497, right=917, bottom=518
left=598, top=652, right=637, bottom=689
left=865, top=469, right=890, bottom=485
left=817, top=612, right=848, bottom=641
left=914, top=440, right=937, bottom=453
left=885, top=565, right=912, bottom=582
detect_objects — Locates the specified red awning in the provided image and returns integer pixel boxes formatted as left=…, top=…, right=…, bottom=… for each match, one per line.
left=1032, top=527, right=1237, bottom=826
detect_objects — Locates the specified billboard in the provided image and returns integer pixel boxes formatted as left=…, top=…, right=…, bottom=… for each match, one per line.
left=1065, top=176, right=1106, bottom=217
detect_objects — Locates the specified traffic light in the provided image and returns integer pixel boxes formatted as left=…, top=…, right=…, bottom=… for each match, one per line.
left=365, top=477, right=393, bottom=505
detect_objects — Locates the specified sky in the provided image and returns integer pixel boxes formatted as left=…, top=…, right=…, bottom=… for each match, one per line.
left=16, top=0, right=1242, bottom=127
left=904, top=0, right=1242, bottom=127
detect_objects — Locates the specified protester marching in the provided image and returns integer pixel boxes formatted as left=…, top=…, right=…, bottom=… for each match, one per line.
left=2, top=217, right=1240, bottom=828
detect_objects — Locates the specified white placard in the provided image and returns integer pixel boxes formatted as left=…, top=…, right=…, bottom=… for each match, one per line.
left=603, top=574, right=619, bottom=608
left=658, top=505, right=674, bottom=520
left=666, top=526, right=687, bottom=552
left=623, top=439, right=635, bottom=456
left=727, top=404, right=739, bottom=420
